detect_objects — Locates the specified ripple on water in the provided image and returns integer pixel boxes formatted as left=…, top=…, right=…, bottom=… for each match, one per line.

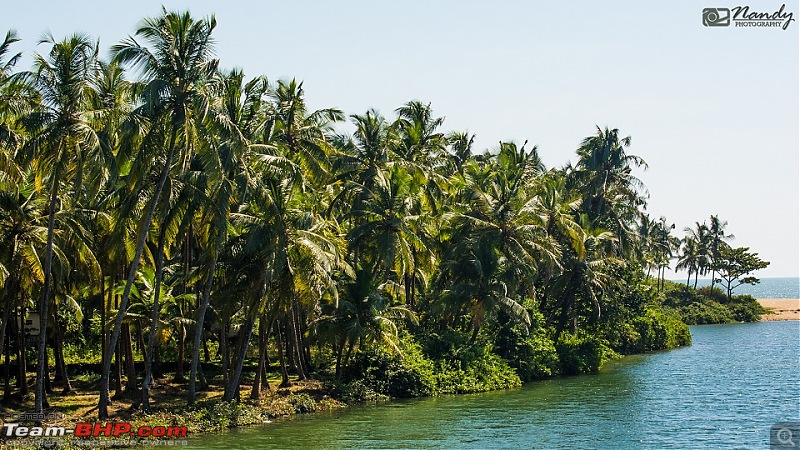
left=190, top=321, right=800, bottom=449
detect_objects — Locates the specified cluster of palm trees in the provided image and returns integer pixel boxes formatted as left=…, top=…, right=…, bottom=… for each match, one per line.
left=0, top=10, right=708, bottom=418
left=676, top=215, right=733, bottom=289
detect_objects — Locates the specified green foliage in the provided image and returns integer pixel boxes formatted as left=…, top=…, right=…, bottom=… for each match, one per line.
left=631, top=306, right=692, bottom=350
left=727, top=295, right=768, bottom=322
left=342, top=333, right=521, bottom=399
left=494, top=315, right=560, bottom=381
left=555, top=331, right=617, bottom=375
left=663, top=284, right=765, bottom=324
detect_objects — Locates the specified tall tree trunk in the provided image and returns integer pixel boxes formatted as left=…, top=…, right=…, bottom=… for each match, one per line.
left=175, top=325, right=185, bottom=382
left=334, top=337, right=345, bottom=380
left=276, top=323, right=290, bottom=388
left=142, top=231, right=166, bottom=411
left=100, top=271, right=107, bottom=388
left=220, top=323, right=229, bottom=389
left=224, top=316, right=255, bottom=401
left=36, top=166, right=61, bottom=414
left=53, top=315, right=72, bottom=394
left=113, top=332, right=123, bottom=400
left=0, top=268, right=15, bottom=381
left=223, top=271, right=270, bottom=401
left=694, top=271, right=699, bottom=289
left=17, top=305, right=27, bottom=395
left=250, top=315, right=267, bottom=400
left=3, top=322, right=11, bottom=399
left=287, top=302, right=308, bottom=380
left=188, top=254, right=217, bottom=404
left=124, top=324, right=137, bottom=392
left=99, top=127, right=177, bottom=419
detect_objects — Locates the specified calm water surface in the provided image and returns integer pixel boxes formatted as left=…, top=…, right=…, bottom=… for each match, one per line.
left=191, top=321, right=799, bottom=449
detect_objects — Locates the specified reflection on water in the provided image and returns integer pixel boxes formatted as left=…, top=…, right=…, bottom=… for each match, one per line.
left=190, top=321, right=800, bottom=449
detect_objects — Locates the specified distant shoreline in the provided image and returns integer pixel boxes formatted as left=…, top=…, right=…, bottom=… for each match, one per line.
left=757, top=298, right=800, bottom=321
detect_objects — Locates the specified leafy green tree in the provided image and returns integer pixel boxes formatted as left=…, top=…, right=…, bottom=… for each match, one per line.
left=18, top=33, right=99, bottom=414
left=572, top=127, right=647, bottom=255
left=706, top=214, right=733, bottom=289
left=102, top=8, right=219, bottom=418
left=713, top=245, right=769, bottom=300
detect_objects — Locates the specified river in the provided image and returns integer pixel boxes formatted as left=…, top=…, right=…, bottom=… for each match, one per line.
left=190, top=321, right=799, bottom=449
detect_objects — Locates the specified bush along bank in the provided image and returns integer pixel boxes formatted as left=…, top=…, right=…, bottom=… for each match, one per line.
left=659, top=282, right=768, bottom=324
left=331, top=307, right=691, bottom=401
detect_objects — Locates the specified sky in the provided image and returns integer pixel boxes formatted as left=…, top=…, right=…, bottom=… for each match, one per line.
left=3, top=1, right=798, bottom=277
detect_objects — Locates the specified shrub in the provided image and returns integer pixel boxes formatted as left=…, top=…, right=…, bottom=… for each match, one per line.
left=495, top=319, right=559, bottom=381
left=555, top=331, right=614, bottom=375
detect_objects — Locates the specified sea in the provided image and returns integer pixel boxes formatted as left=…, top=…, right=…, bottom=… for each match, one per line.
left=672, top=276, right=800, bottom=298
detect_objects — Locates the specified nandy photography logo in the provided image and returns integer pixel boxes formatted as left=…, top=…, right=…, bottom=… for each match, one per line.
left=703, top=4, right=795, bottom=29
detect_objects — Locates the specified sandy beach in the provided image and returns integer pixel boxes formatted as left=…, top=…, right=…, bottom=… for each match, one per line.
left=758, top=298, right=800, bottom=321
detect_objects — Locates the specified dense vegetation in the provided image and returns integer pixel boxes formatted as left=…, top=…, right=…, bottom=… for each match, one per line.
left=0, top=10, right=767, bottom=418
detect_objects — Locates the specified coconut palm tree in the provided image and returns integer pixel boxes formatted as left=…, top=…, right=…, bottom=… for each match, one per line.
left=548, top=217, right=621, bottom=340
left=571, top=127, right=647, bottom=256
left=101, top=8, right=219, bottom=418
left=676, top=237, right=700, bottom=286
left=0, top=30, right=27, bottom=189
left=17, top=32, right=99, bottom=414
left=706, top=214, right=733, bottom=289
left=188, top=69, right=269, bottom=404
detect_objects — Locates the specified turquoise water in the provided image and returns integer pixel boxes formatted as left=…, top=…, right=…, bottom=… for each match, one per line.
left=190, top=321, right=800, bottom=449
left=674, top=277, right=800, bottom=298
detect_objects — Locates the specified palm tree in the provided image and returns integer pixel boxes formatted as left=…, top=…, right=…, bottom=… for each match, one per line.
left=223, top=163, right=347, bottom=398
left=188, top=69, right=269, bottom=404
left=101, top=8, right=219, bottom=418
left=548, top=217, right=620, bottom=340
left=0, top=30, right=26, bottom=189
left=18, top=32, right=99, bottom=414
left=0, top=179, right=47, bottom=396
left=676, top=237, right=700, bottom=286
left=683, top=221, right=711, bottom=288
left=706, top=214, right=733, bottom=289
left=572, top=127, right=647, bottom=256
left=434, top=234, right=530, bottom=342
left=269, top=78, right=342, bottom=184
left=317, top=268, right=416, bottom=378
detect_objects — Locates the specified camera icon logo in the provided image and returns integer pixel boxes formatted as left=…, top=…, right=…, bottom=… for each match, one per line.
left=703, top=8, right=731, bottom=26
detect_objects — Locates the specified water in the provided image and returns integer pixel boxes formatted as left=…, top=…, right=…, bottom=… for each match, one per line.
left=673, top=277, right=800, bottom=299
left=190, top=321, right=800, bottom=449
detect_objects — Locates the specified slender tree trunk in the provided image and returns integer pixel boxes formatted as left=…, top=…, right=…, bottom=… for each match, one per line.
left=100, top=270, right=107, bottom=386
left=113, top=332, right=123, bottom=400
left=124, top=324, right=137, bottom=392
left=276, top=323, right=290, bottom=388
left=188, top=254, right=217, bottom=404
left=53, top=315, right=72, bottom=394
left=17, top=305, right=27, bottom=395
left=220, top=323, right=229, bottom=389
left=287, top=302, right=308, bottom=380
left=0, top=267, right=15, bottom=378
left=250, top=315, right=267, bottom=400
left=224, top=273, right=269, bottom=401
left=142, top=232, right=166, bottom=411
left=224, top=317, right=255, bottom=401
left=36, top=167, right=61, bottom=414
left=3, top=323, right=10, bottom=399
left=334, top=337, right=345, bottom=380
left=175, top=325, right=185, bottom=382
left=99, top=128, right=177, bottom=419
left=694, top=271, right=699, bottom=289
left=686, top=270, right=691, bottom=287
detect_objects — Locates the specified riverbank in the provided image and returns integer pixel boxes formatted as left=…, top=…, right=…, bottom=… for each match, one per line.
left=757, top=298, right=800, bottom=321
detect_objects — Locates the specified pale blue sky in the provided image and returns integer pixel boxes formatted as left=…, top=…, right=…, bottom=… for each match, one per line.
left=3, top=1, right=798, bottom=276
